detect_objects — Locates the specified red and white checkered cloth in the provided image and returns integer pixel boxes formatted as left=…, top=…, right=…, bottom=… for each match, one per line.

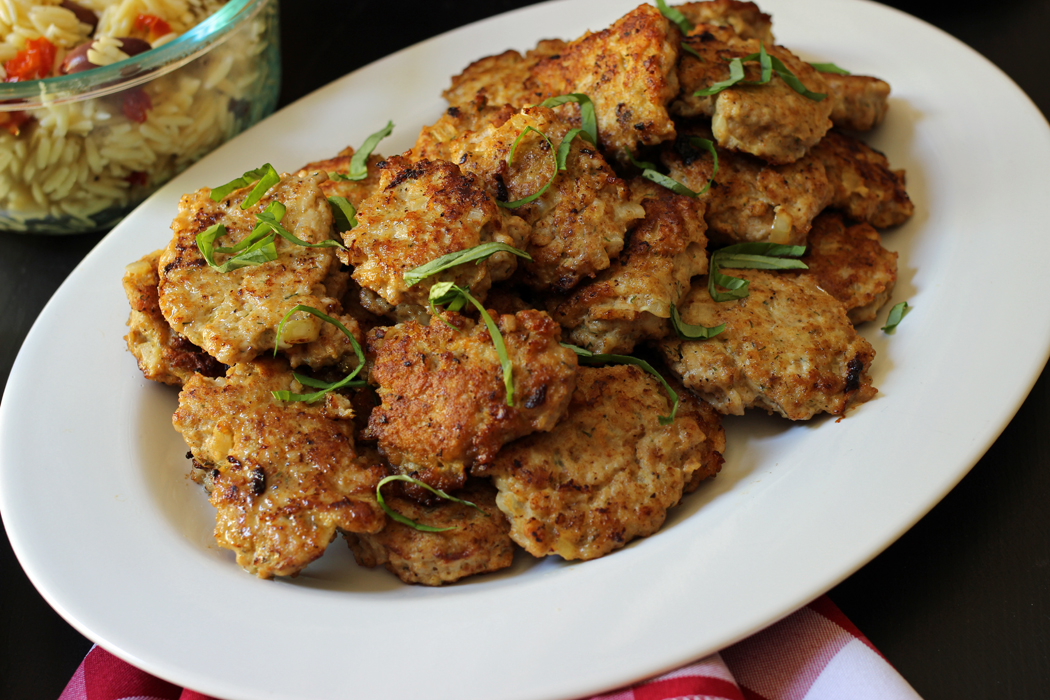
left=59, top=596, right=921, bottom=700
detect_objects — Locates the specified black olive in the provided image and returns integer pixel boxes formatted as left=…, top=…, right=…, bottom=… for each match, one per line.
left=60, top=1, right=98, bottom=32
left=59, top=36, right=152, bottom=75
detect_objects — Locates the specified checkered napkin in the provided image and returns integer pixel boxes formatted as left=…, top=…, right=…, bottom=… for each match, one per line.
left=59, top=596, right=921, bottom=700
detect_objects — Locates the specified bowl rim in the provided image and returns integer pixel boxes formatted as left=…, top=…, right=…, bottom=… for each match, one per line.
left=0, top=0, right=270, bottom=109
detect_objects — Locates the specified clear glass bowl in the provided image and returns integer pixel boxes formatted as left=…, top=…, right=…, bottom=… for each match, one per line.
left=0, top=0, right=280, bottom=234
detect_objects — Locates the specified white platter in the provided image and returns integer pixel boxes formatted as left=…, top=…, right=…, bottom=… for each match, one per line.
left=3, top=1, right=1050, bottom=699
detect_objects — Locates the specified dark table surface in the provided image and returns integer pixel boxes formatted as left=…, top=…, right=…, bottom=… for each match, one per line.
left=2, top=1, right=1049, bottom=698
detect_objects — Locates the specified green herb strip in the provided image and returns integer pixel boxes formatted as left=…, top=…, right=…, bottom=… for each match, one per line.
left=687, top=135, right=719, bottom=195
left=403, top=243, right=532, bottom=288
left=344, top=120, right=394, bottom=181
left=196, top=222, right=278, bottom=273
left=656, top=0, right=694, bottom=33
left=881, top=301, right=909, bottom=333
left=680, top=41, right=703, bottom=61
left=429, top=282, right=516, bottom=407
left=271, top=304, right=366, bottom=403
left=693, top=56, right=745, bottom=96
left=376, top=475, right=487, bottom=533
left=209, top=163, right=278, bottom=203
left=809, top=61, right=850, bottom=75
left=694, top=45, right=826, bottom=101
left=670, top=304, right=724, bottom=340
left=328, top=196, right=357, bottom=232
left=708, top=242, right=808, bottom=302
left=500, top=126, right=558, bottom=209
left=539, top=94, right=597, bottom=146
left=769, top=55, right=826, bottom=100
left=255, top=201, right=345, bottom=250
left=626, top=151, right=702, bottom=198
left=556, top=127, right=586, bottom=170
left=563, top=344, right=680, bottom=425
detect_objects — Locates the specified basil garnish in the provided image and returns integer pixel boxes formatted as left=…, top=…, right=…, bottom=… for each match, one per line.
left=539, top=93, right=597, bottom=146
left=881, top=301, right=909, bottom=333
left=670, top=304, right=724, bottom=340
left=694, top=45, right=826, bottom=101
left=429, top=282, right=516, bottom=407
left=656, top=0, right=694, bottom=33
left=343, top=120, right=393, bottom=182
left=403, top=243, right=532, bottom=288
left=196, top=222, right=278, bottom=273
left=810, top=61, right=850, bottom=75
left=500, top=126, right=558, bottom=209
left=209, top=163, right=280, bottom=205
left=271, top=304, right=366, bottom=403
left=708, top=242, right=808, bottom=302
left=376, top=475, right=487, bottom=533
left=328, top=196, right=357, bottom=232
left=562, top=344, right=679, bottom=425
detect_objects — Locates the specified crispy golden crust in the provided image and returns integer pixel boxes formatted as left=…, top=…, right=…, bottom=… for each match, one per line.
left=420, top=105, right=643, bottom=292
left=674, top=28, right=832, bottom=164
left=365, top=310, right=577, bottom=492
left=529, top=4, right=680, bottom=163
left=663, top=126, right=832, bottom=246
left=553, top=178, right=709, bottom=354
left=657, top=271, right=878, bottom=419
left=484, top=365, right=711, bottom=561
left=123, top=249, right=225, bottom=386
left=345, top=480, right=514, bottom=586
left=681, top=389, right=726, bottom=493
left=174, top=358, right=385, bottom=578
left=797, top=212, right=897, bottom=324
left=443, top=40, right=568, bottom=108
left=822, top=72, right=890, bottom=132
left=342, top=157, right=529, bottom=307
left=157, top=171, right=338, bottom=366
left=676, top=0, right=775, bottom=43
left=810, top=130, right=913, bottom=228
left=297, top=145, right=385, bottom=206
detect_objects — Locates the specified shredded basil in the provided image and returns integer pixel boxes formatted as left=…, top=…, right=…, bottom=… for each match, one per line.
left=539, top=93, right=597, bottom=146
left=429, top=282, right=516, bottom=407
left=196, top=222, right=278, bottom=273
left=694, top=57, right=745, bottom=96
left=670, top=304, right=724, bottom=340
left=271, top=304, right=366, bottom=403
left=403, top=243, right=532, bottom=288
left=656, top=0, right=694, bottom=33
left=694, top=45, right=826, bottom=101
left=345, top=120, right=394, bottom=181
left=254, top=201, right=345, bottom=250
left=563, top=344, right=679, bottom=425
left=810, top=61, right=850, bottom=75
left=627, top=151, right=701, bottom=197
left=680, top=41, right=703, bottom=61
left=881, top=301, right=909, bottom=333
left=708, top=242, right=808, bottom=302
left=769, top=55, right=826, bottom=100
left=556, top=127, right=586, bottom=170
left=328, top=196, right=357, bottom=232
left=376, top=475, right=487, bottom=533
left=209, top=163, right=278, bottom=203
left=500, top=126, right=558, bottom=209
left=687, top=135, right=719, bottom=195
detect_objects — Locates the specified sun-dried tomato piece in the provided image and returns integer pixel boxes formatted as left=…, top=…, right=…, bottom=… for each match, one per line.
left=134, top=14, right=172, bottom=43
left=5, top=37, right=57, bottom=82
left=0, top=110, right=32, bottom=135
left=121, top=88, right=152, bottom=123
left=126, top=170, right=149, bottom=187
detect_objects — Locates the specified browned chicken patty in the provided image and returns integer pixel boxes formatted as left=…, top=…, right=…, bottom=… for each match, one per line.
left=810, top=130, right=913, bottom=228
left=657, top=270, right=877, bottom=419
left=676, top=0, right=774, bottom=43
left=553, top=178, right=709, bottom=354
left=529, top=3, right=680, bottom=163
left=821, top=72, right=891, bottom=132
left=482, top=364, right=717, bottom=561
left=342, top=156, right=529, bottom=307
left=415, top=103, right=644, bottom=292
left=663, top=126, right=832, bottom=246
left=123, top=249, right=224, bottom=386
left=158, top=171, right=340, bottom=366
left=174, top=358, right=386, bottom=578
left=674, top=25, right=832, bottom=164
left=366, top=309, right=577, bottom=492
left=345, top=479, right=515, bottom=586
left=443, top=39, right=568, bottom=109
left=297, top=145, right=385, bottom=206
left=682, top=388, right=727, bottom=493
left=797, top=212, right=897, bottom=324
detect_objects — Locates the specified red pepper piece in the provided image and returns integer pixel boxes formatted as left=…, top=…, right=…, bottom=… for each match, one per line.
left=121, top=88, right=152, bottom=123
left=5, top=37, right=57, bottom=82
left=126, top=171, right=149, bottom=187
left=134, top=14, right=172, bottom=43
left=0, top=110, right=32, bottom=135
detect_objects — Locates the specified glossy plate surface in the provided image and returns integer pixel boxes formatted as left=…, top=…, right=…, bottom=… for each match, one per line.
left=3, top=1, right=1049, bottom=698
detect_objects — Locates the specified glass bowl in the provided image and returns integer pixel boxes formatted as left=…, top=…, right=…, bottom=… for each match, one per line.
left=0, top=0, right=280, bottom=234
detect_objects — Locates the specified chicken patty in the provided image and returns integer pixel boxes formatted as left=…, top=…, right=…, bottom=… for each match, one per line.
left=342, top=156, right=529, bottom=307
left=657, top=270, right=878, bottom=419
left=123, top=249, right=224, bottom=386
left=675, top=0, right=775, bottom=43
left=821, top=72, right=891, bottom=132
left=443, top=39, right=568, bottom=109
left=366, top=309, right=577, bottom=492
left=173, top=358, right=386, bottom=578
left=158, top=171, right=339, bottom=366
left=797, top=212, right=898, bottom=324
left=345, top=479, right=515, bottom=586
left=553, top=178, right=709, bottom=354
left=483, top=364, right=717, bottom=561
